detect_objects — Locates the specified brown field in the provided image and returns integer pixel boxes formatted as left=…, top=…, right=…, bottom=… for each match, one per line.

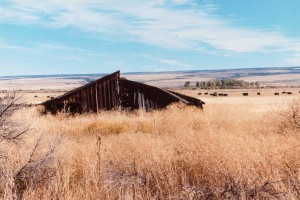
left=2, top=87, right=300, bottom=199
left=2, top=67, right=300, bottom=90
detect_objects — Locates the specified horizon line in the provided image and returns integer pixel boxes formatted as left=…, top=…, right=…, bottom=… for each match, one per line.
left=1, top=65, right=300, bottom=78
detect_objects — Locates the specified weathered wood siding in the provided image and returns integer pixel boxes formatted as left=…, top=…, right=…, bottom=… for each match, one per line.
left=41, top=71, right=204, bottom=114
left=119, top=79, right=204, bottom=111
left=42, top=71, right=120, bottom=113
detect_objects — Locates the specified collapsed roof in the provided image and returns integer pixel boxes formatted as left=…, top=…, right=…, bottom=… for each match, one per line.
left=41, top=71, right=204, bottom=113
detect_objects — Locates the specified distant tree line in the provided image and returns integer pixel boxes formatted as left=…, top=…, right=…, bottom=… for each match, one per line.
left=184, top=79, right=260, bottom=89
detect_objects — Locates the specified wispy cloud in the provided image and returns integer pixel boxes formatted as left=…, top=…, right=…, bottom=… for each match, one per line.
left=1, top=0, right=300, bottom=58
left=158, top=59, right=194, bottom=68
left=0, top=41, right=107, bottom=59
left=0, top=43, right=31, bottom=51
left=141, top=53, right=194, bottom=69
left=35, top=43, right=84, bottom=52
left=0, top=6, right=38, bottom=22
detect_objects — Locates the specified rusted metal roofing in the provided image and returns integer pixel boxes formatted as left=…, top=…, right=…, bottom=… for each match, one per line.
left=41, top=71, right=204, bottom=114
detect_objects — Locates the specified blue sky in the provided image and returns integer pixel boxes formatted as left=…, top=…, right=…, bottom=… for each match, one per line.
left=0, top=0, right=299, bottom=75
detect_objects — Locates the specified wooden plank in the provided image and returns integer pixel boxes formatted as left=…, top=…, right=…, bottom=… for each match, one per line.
left=109, top=79, right=112, bottom=109
left=41, top=71, right=120, bottom=104
left=90, top=87, right=94, bottom=112
left=98, top=82, right=103, bottom=109
left=86, top=89, right=90, bottom=112
left=138, top=91, right=142, bottom=109
left=100, top=82, right=104, bottom=109
left=92, top=85, right=95, bottom=111
left=95, top=83, right=99, bottom=111
left=103, top=81, right=107, bottom=109
left=142, top=93, right=145, bottom=109
left=82, top=90, right=86, bottom=112
left=111, top=78, right=115, bottom=107
left=107, top=79, right=111, bottom=109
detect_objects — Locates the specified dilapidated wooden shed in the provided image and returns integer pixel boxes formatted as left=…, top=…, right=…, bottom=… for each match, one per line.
left=41, top=71, right=204, bottom=114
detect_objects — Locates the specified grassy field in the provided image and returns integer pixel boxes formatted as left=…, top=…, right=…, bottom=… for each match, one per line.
left=2, top=87, right=299, bottom=105
left=1, top=91, right=300, bottom=199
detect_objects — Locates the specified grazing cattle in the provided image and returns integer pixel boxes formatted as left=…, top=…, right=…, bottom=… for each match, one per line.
left=282, top=91, right=286, bottom=94
left=223, top=94, right=228, bottom=96
left=47, top=96, right=51, bottom=98
left=257, top=92, right=261, bottom=95
left=34, top=95, right=38, bottom=98
left=242, top=93, right=248, bottom=96
left=198, top=93, right=202, bottom=95
left=218, top=93, right=224, bottom=96
left=51, top=97, right=55, bottom=99
left=287, top=92, right=292, bottom=95
left=204, top=92, right=208, bottom=95
left=274, top=93, right=279, bottom=96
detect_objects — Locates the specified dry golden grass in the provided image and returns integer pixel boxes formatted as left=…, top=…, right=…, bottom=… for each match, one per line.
left=3, top=97, right=300, bottom=199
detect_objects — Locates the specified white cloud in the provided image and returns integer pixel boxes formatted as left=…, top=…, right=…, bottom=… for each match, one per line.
left=0, top=7, right=38, bottom=22
left=0, top=42, right=81, bottom=52
left=36, top=43, right=84, bottom=51
left=158, top=58, right=194, bottom=68
left=169, top=0, right=191, bottom=5
left=0, top=43, right=31, bottom=51
left=1, top=0, right=300, bottom=57
left=142, top=54, right=193, bottom=68
left=0, top=41, right=107, bottom=58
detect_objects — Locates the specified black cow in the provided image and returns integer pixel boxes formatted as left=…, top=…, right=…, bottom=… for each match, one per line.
left=274, top=93, right=279, bottom=96
left=287, top=92, right=292, bottom=95
left=257, top=92, right=261, bottom=95
left=243, top=93, right=248, bottom=96
left=198, top=93, right=202, bottom=95
left=223, top=94, right=228, bottom=96
left=204, top=92, right=208, bottom=95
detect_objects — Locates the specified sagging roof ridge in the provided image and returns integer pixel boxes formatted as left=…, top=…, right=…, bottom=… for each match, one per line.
left=167, top=90, right=205, bottom=105
left=41, top=71, right=205, bottom=112
left=120, top=78, right=192, bottom=104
